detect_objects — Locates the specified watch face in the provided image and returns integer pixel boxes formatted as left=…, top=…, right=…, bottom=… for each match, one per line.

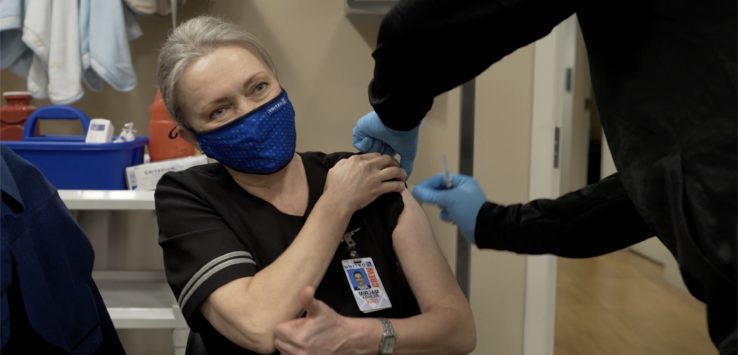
left=381, top=336, right=396, bottom=353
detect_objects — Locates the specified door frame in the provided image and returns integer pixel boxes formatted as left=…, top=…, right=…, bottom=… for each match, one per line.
left=523, top=15, right=581, bottom=355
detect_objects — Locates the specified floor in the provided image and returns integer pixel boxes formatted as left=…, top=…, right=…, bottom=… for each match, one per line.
left=555, top=250, right=715, bottom=355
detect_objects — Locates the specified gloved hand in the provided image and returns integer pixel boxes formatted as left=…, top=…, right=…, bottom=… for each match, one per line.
left=412, top=173, right=487, bottom=244
left=352, top=111, right=419, bottom=178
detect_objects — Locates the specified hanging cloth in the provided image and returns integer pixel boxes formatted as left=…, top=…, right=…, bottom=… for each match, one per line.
left=22, top=0, right=83, bottom=104
left=124, top=0, right=184, bottom=27
left=0, top=0, right=32, bottom=78
left=79, top=0, right=141, bottom=92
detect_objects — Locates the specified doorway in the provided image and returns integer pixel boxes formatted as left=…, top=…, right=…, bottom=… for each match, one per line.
left=543, top=17, right=714, bottom=355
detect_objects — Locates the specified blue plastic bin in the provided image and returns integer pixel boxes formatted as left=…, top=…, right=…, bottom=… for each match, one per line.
left=2, top=105, right=148, bottom=190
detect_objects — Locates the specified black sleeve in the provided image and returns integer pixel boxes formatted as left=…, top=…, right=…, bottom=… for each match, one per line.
left=475, top=173, right=654, bottom=258
left=370, top=0, right=577, bottom=130
left=155, top=172, right=257, bottom=331
left=375, top=192, right=405, bottom=237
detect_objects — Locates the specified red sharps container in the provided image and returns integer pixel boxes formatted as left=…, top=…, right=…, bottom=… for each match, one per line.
left=148, top=89, right=195, bottom=161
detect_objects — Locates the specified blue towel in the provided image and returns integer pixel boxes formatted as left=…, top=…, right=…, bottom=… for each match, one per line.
left=0, top=0, right=31, bottom=77
left=80, top=0, right=141, bottom=92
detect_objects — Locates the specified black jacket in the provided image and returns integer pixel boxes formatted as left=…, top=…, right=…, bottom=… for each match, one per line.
left=369, top=0, right=736, bottom=352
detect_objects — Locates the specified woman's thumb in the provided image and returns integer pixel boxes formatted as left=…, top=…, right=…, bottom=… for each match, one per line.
left=301, top=286, right=322, bottom=317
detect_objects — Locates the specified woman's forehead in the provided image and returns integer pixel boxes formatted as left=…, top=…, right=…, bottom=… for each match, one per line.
left=184, top=46, right=267, bottom=86
left=178, top=46, right=273, bottom=103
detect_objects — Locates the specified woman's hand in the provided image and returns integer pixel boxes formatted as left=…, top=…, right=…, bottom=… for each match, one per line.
left=274, top=287, right=378, bottom=355
left=323, top=153, right=406, bottom=212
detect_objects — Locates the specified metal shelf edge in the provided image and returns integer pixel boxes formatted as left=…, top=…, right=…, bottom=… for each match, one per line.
left=59, top=190, right=155, bottom=210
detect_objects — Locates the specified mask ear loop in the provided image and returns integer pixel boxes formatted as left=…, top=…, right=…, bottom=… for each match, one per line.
left=168, top=126, right=179, bottom=139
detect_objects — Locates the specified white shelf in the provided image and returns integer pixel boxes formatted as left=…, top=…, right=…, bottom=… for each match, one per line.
left=93, top=271, right=186, bottom=329
left=59, top=190, right=155, bottom=210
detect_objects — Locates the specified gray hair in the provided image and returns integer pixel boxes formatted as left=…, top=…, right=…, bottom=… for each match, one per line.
left=156, top=16, right=277, bottom=127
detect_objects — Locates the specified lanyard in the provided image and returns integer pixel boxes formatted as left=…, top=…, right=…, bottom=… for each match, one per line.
left=342, top=227, right=362, bottom=258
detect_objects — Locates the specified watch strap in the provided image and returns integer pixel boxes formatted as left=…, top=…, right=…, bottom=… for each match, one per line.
left=378, top=318, right=395, bottom=355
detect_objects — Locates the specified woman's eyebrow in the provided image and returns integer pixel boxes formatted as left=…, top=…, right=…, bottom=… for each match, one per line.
left=198, top=97, right=229, bottom=117
left=197, top=71, right=268, bottom=116
left=242, top=71, right=268, bottom=89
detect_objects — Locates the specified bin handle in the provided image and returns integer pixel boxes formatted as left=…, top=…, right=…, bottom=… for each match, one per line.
left=23, top=105, right=92, bottom=139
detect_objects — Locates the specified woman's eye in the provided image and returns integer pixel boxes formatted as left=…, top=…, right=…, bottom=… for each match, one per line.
left=253, top=82, right=269, bottom=94
left=209, top=106, right=228, bottom=120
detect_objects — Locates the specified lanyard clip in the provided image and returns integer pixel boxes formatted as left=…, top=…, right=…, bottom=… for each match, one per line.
left=343, top=227, right=362, bottom=258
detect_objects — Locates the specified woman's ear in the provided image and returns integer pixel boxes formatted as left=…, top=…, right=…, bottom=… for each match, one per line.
left=174, top=126, right=198, bottom=147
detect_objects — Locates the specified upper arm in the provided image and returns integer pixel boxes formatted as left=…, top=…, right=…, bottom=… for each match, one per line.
left=390, top=189, right=468, bottom=312
left=155, top=175, right=258, bottom=332
left=371, top=0, right=577, bottom=127
left=378, top=0, right=577, bottom=81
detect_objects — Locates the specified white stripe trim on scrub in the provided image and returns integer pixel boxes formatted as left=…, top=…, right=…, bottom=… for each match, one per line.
left=178, top=251, right=256, bottom=309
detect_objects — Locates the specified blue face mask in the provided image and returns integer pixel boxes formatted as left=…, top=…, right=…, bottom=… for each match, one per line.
left=195, top=90, right=296, bottom=174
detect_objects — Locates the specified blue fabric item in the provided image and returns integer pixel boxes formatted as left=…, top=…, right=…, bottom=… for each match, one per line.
left=79, top=0, right=140, bottom=92
left=0, top=150, right=17, bottom=349
left=196, top=90, right=297, bottom=174
left=0, top=145, right=124, bottom=354
left=0, top=0, right=32, bottom=77
left=352, top=111, right=418, bottom=178
left=412, top=173, right=487, bottom=243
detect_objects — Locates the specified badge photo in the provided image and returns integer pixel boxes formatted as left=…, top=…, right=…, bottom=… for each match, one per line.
left=341, top=257, right=392, bottom=313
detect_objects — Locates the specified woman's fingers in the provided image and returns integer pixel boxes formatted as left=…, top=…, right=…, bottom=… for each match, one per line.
left=376, top=166, right=407, bottom=183
left=324, top=153, right=405, bottom=212
left=356, top=151, right=381, bottom=160
left=376, top=180, right=406, bottom=195
left=274, top=338, right=298, bottom=355
left=365, top=152, right=400, bottom=169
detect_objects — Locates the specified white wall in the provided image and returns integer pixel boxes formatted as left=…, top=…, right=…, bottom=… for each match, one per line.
left=466, top=41, right=537, bottom=355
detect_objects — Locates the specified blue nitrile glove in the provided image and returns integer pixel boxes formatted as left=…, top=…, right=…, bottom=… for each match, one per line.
left=352, top=111, right=419, bottom=178
left=412, top=173, right=487, bottom=244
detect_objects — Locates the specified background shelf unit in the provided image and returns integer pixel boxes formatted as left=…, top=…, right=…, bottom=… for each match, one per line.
left=61, top=190, right=187, bottom=355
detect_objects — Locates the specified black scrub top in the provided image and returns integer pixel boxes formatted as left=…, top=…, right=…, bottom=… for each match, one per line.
left=155, top=152, right=420, bottom=354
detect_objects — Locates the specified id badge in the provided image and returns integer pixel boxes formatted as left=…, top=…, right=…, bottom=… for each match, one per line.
left=341, top=257, right=392, bottom=313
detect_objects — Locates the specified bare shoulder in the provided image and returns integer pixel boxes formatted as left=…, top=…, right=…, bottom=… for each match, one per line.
left=392, top=189, right=444, bottom=265
left=393, top=189, right=434, bottom=243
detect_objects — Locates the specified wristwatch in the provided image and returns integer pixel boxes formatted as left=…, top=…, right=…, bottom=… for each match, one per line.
left=378, top=318, right=396, bottom=355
